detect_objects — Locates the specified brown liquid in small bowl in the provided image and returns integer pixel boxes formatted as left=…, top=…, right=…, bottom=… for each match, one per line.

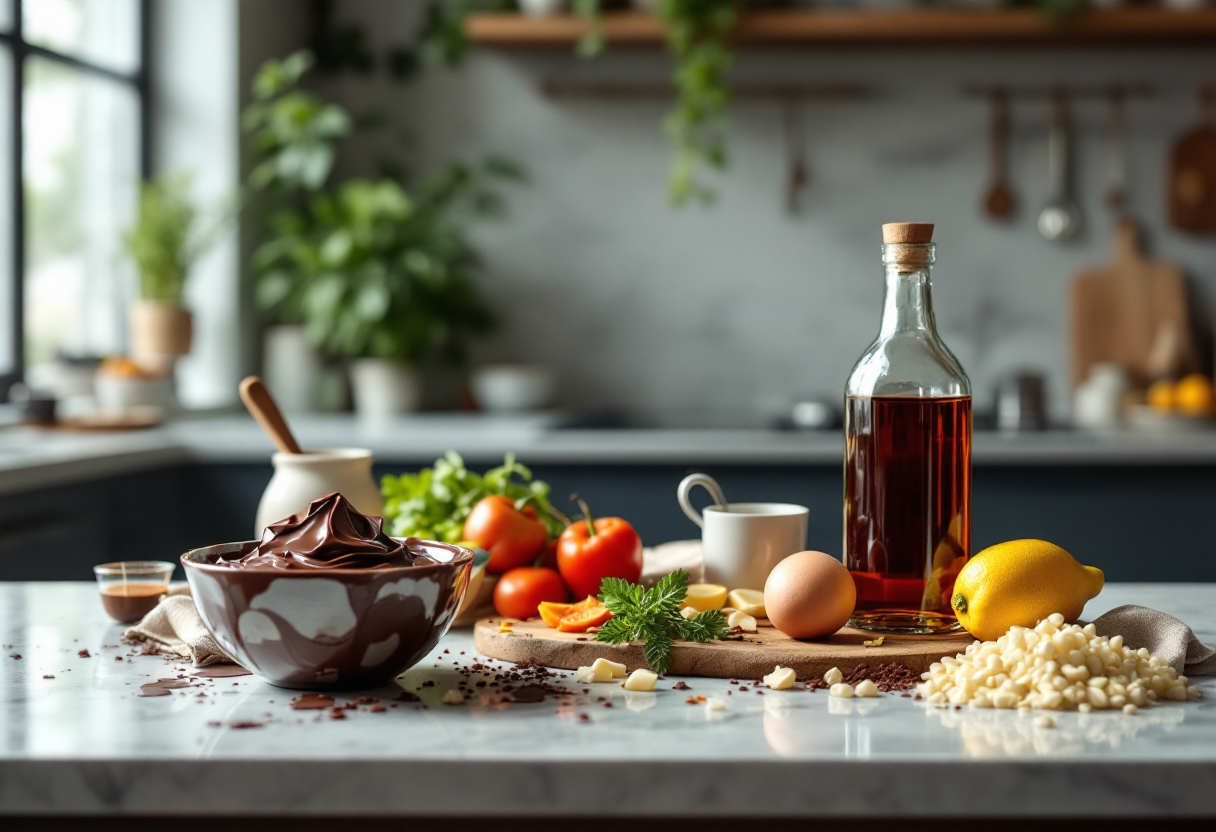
left=101, top=583, right=167, bottom=623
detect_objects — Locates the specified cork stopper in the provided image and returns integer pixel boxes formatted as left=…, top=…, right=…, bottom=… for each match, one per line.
left=882, top=223, right=934, bottom=244
left=881, top=223, right=935, bottom=271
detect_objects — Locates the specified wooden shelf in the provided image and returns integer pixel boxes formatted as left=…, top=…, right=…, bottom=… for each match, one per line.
left=465, top=9, right=1216, bottom=47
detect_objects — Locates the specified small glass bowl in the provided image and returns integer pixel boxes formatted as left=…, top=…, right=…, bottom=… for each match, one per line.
left=94, top=561, right=175, bottom=623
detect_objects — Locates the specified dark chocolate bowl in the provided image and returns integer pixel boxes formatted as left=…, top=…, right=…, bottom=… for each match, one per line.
left=181, top=539, right=473, bottom=690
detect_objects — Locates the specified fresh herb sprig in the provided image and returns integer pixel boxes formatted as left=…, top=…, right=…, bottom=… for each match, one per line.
left=595, top=569, right=731, bottom=675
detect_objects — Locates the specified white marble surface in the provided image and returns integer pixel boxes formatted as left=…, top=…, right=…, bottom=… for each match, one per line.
left=1, top=413, right=1216, bottom=496
left=2, top=581, right=1216, bottom=818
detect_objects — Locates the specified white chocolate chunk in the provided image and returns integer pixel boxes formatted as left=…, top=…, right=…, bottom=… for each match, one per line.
left=763, top=666, right=796, bottom=690
left=1033, top=715, right=1055, bottom=728
left=592, top=657, right=627, bottom=679
left=830, top=683, right=854, bottom=698
left=823, top=667, right=844, bottom=686
left=727, top=610, right=757, bottom=632
left=854, top=679, right=879, bottom=698
left=441, top=690, right=463, bottom=705
left=726, top=588, right=766, bottom=618
left=706, top=697, right=726, bottom=712
left=624, top=668, right=658, bottom=692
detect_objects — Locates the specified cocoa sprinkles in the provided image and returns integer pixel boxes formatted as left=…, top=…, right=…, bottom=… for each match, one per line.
left=803, top=662, right=920, bottom=692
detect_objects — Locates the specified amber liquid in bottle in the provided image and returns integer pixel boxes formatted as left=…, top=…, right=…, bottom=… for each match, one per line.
left=843, top=223, right=971, bottom=634
left=844, top=395, right=971, bottom=632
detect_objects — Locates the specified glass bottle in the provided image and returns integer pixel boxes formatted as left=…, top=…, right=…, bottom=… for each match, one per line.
left=843, top=223, right=971, bottom=634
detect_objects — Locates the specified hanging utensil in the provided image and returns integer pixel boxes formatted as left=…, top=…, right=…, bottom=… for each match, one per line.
left=983, top=91, right=1015, bottom=220
left=1106, top=89, right=1128, bottom=210
left=782, top=97, right=809, bottom=215
left=1038, top=91, right=1082, bottom=242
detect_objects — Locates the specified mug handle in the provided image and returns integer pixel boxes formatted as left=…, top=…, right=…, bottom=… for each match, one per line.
left=677, top=473, right=728, bottom=529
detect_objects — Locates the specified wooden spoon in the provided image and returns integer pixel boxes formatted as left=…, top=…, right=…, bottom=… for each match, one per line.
left=983, top=91, right=1015, bottom=220
left=238, top=376, right=302, bottom=454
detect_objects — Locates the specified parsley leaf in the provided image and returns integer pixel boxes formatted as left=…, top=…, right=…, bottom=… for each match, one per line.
left=594, top=568, right=731, bottom=675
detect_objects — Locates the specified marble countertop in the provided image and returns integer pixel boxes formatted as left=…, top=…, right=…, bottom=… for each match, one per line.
left=3, top=581, right=1216, bottom=818
left=1, top=412, right=1216, bottom=495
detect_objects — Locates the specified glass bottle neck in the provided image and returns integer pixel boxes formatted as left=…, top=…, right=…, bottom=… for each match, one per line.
left=878, top=265, right=937, bottom=338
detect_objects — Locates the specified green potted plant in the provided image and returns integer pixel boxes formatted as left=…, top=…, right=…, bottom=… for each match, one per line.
left=245, top=51, right=516, bottom=420
left=122, top=174, right=214, bottom=368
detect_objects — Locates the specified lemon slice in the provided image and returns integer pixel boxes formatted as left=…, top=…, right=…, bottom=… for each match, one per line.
left=727, top=588, right=766, bottom=618
left=683, top=583, right=727, bottom=612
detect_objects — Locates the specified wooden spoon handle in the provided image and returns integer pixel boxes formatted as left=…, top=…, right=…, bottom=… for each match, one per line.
left=238, top=376, right=302, bottom=455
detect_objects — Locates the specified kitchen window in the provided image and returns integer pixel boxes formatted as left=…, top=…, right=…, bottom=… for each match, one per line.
left=0, top=0, right=150, bottom=399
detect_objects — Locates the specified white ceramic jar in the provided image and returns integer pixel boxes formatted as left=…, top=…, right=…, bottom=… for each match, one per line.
left=254, top=448, right=384, bottom=538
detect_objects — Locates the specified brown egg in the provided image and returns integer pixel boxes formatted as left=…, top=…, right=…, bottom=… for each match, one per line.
left=764, top=550, right=856, bottom=639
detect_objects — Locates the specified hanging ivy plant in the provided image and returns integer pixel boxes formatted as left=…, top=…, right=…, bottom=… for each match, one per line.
left=409, top=0, right=744, bottom=207
left=653, top=0, right=742, bottom=206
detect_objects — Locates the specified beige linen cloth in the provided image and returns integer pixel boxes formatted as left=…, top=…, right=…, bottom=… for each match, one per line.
left=1091, top=605, right=1216, bottom=676
left=124, top=584, right=233, bottom=667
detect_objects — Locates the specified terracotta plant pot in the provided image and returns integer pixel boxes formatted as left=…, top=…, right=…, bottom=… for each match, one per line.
left=130, top=300, right=193, bottom=358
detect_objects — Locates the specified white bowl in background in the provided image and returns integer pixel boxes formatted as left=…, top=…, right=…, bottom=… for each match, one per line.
left=471, top=364, right=557, bottom=413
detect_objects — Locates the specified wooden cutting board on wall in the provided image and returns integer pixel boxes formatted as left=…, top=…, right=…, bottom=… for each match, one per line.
left=1070, top=218, right=1194, bottom=388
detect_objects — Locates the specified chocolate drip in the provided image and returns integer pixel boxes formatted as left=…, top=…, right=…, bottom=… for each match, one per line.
left=224, top=492, right=412, bottom=570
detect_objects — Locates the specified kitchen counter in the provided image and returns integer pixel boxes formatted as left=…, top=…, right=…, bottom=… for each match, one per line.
left=2, top=412, right=1216, bottom=496
left=3, top=581, right=1216, bottom=819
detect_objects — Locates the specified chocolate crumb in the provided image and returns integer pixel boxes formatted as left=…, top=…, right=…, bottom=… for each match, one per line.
left=506, top=684, right=548, bottom=704
left=291, top=694, right=335, bottom=711
left=77, top=649, right=91, bottom=658
left=328, top=708, right=347, bottom=720
left=114, top=656, right=122, bottom=661
left=229, top=721, right=264, bottom=729
left=42, top=674, right=54, bottom=679
left=9, top=653, right=21, bottom=660
left=368, top=704, right=387, bottom=713
left=739, top=686, right=749, bottom=692
left=577, top=713, right=592, bottom=723
left=603, top=701, right=613, bottom=708
left=395, top=691, right=420, bottom=702
left=672, top=681, right=691, bottom=691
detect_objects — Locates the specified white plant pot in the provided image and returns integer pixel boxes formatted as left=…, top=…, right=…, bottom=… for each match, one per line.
left=471, top=364, right=557, bottom=413
left=519, top=0, right=569, bottom=15
left=254, top=448, right=384, bottom=538
left=350, top=358, right=422, bottom=423
left=263, top=325, right=321, bottom=413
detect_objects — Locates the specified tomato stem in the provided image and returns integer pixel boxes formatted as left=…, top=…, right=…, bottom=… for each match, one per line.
left=571, top=493, right=597, bottom=538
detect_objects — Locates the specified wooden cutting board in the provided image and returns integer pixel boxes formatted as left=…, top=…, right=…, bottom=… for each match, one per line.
left=1169, top=87, right=1216, bottom=234
left=473, top=617, right=975, bottom=680
left=1070, top=218, right=1194, bottom=388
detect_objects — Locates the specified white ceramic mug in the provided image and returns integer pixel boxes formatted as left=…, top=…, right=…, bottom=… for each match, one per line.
left=255, top=448, right=384, bottom=537
left=677, top=473, right=809, bottom=591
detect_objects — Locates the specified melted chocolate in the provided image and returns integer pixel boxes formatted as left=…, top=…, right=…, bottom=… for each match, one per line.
left=223, top=492, right=413, bottom=571
left=100, top=583, right=166, bottom=623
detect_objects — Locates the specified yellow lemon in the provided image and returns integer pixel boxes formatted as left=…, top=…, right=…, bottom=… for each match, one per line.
left=1146, top=379, right=1176, bottom=411
left=1175, top=374, right=1215, bottom=415
left=950, top=539, right=1104, bottom=642
left=683, top=583, right=728, bottom=612
left=727, top=588, right=766, bottom=618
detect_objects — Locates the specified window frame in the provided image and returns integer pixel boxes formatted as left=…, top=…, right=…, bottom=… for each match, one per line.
left=0, top=0, right=151, bottom=400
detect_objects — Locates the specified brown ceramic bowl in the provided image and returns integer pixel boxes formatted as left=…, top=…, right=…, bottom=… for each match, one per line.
left=181, top=539, right=473, bottom=690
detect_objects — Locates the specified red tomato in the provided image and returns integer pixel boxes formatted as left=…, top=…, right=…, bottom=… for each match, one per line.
left=557, top=516, right=643, bottom=599
left=493, top=567, right=568, bottom=620
left=463, top=495, right=548, bottom=574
